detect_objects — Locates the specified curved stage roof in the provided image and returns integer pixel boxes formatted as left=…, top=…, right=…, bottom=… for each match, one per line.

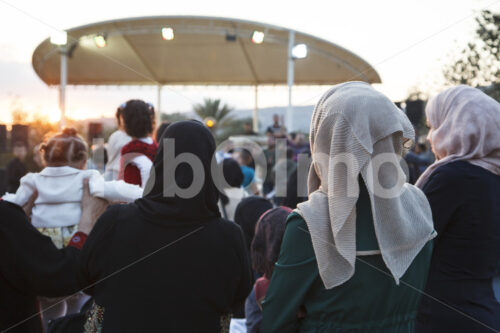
left=32, top=16, right=381, bottom=86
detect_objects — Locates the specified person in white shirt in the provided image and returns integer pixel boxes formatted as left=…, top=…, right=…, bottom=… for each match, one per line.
left=218, top=158, right=247, bottom=221
left=103, top=105, right=131, bottom=181
left=2, top=128, right=142, bottom=249
left=117, top=100, right=158, bottom=187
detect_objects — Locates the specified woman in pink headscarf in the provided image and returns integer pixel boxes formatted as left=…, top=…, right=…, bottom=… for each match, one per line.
left=416, top=85, right=500, bottom=333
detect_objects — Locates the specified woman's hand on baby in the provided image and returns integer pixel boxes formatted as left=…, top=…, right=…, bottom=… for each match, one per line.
left=78, top=178, right=109, bottom=235
left=22, top=190, right=38, bottom=218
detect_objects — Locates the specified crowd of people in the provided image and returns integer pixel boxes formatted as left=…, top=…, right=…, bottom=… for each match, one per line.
left=0, top=82, right=499, bottom=333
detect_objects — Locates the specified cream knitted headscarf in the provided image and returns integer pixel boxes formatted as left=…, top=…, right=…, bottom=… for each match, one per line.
left=297, top=82, right=436, bottom=289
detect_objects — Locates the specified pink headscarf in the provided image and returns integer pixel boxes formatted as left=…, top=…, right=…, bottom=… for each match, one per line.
left=416, top=85, right=500, bottom=188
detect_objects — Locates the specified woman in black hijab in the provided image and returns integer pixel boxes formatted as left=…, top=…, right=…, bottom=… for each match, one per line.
left=80, top=120, right=252, bottom=332
left=218, top=158, right=245, bottom=220
left=234, top=197, right=273, bottom=254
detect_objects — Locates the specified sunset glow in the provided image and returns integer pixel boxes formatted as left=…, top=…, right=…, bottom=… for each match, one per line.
left=44, top=108, right=61, bottom=123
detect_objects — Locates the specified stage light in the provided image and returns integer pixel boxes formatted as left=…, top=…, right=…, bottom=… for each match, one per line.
left=162, top=27, right=174, bottom=41
left=50, top=31, right=67, bottom=46
left=251, top=31, right=264, bottom=44
left=94, top=35, right=107, bottom=48
left=292, top=44, right=308, bottom=59
left=204, top=117, right=216, bottom=128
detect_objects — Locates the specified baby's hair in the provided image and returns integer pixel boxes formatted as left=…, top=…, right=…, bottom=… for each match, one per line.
left=119, top=99, right=155, bottom=138
left=40, top=128, right=88, bottom=166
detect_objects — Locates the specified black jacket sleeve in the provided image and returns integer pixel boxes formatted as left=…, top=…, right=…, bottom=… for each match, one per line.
left=0, top=201, right=82, bottom=297
left=422, top=165, right=463, bottom=237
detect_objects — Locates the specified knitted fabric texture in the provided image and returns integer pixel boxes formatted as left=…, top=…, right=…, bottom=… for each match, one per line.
left=297, top=82, right=435, bottom=289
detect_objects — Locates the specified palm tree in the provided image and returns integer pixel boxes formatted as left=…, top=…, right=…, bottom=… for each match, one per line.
left=193, top=98, right=234, bottom=137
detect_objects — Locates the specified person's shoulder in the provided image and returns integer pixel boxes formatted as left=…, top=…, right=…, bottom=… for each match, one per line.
left=86, top=203, right=137, bottom=242
left=286, top=211, right=307, bottom=229
left=108, top=130, right=118, bottom=139
left=212, top=218, right=243, bottom=234
left=19, top=172, right=36, bottom=183
left=0, top=200, right=25, bottom=221
left=149, top=140, right=158, bottom=149
left=430, top=160, right=491, bottom=185
left=423, top=161, right=480, bottom=195
left=451, top=160, right=500, bottom=178
left=109, top=130, right=127, bottom=140
left=241, top=165, right=255, bottom=174
left=284, top=212, right=313, bottom=246
left=205, top=218, right=245, bottom=244
left=434, top=160, right=468, bottom=173
left=81, top=169, right=101, bottom=177
left=0, top=201, right=37, bottom=244
left=107, top=131, right=119, bottom=145
left=91, top=204, right=119, bottom=226
left=0, top=201, right=37, bottom=238
left=277, top=211, right=317, bottom=265
left=97, top=203, right=138, bottom=225
left=120, top=140, right=136, bottom=153
left=428, top=161, right=465, bottom=183
left=209, top=219, right=249, bottom=254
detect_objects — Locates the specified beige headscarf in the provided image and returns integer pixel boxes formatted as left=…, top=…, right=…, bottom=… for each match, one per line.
left=297, top=82, right=435, bottom=289
left=416, top=85, right=500, bottom=188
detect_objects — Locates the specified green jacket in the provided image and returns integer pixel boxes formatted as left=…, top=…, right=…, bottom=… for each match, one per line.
left=262, top=184, right=433, bottom=332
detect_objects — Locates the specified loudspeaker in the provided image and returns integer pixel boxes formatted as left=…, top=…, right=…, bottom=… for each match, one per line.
left=11, top=124, right=29, bottom=149
left=405, top=100, right=425, bottom=125
left=0, top=124, right=6, bottom=153
left=225, top=34, right=237, bottom=42
left=88, top=122, right=103, bottom=143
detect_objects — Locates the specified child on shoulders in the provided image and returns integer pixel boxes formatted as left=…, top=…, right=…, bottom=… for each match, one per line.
left=2, top=128, right=143, bottom=248
left=118, top=100, right=158, bottom=187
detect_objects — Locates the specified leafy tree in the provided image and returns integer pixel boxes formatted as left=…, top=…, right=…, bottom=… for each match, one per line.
left=193, top=98, right=235, bottom=141
left=29, top=113, right=58, bottom=146
left=217, top=117, right=254, bottom=143
left=10, top=99, right=29, bottom=124
left=443, top=10, right=500, bottom=101
left=160, top=111, right=190, bottom=123
left=406, top=85, right=428, bottom=102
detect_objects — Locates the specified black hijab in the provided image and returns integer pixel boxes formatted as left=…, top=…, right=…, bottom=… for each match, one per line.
left=234, top=196, right=273, bottom=252
left=218, top=158, right=244, bottom=211
left=136, top=120, right=221, bottom=223
left=222, top=158, right=244, bottom=188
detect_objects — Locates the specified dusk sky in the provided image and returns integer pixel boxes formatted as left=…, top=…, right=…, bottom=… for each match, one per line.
left=1, top=0, right=499, bottom=124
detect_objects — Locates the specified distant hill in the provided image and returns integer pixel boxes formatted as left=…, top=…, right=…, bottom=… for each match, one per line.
left=76, top=117, right=117, bottom=128
left=75, top=105, right=315, bottom=134
left=232, top=105, right=314, bottom=134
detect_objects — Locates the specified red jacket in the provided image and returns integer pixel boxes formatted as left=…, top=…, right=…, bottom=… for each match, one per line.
left=118, top=139, right=158, bottom=186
